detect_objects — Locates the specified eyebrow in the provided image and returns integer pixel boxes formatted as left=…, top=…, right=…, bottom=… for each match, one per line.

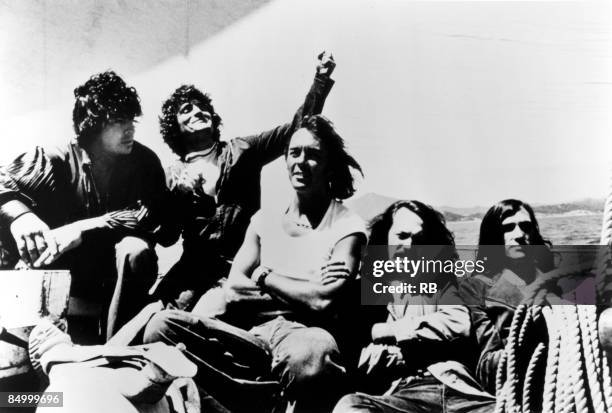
left=288, top=145, right=322, bottom=151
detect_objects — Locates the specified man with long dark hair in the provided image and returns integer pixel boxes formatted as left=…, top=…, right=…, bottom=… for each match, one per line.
left=335, top=200, right=495, bottom=413
left=475, top=198, right=554, bottom=279
left=144, top=116, right=366, bottom=412
left=460, top=198, right=554, bottom=393
left=0, top=71, right=173, bottom=340
left=155, top=53, right=336, bottom=309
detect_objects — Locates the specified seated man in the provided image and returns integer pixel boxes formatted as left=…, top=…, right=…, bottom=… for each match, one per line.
left=459, top=199, right=555, bottom=393
left=335, top=200, right=495, bottom=413
left=0, top=71, right=175, bottom=340
left=155, top=53, right=336, bottom=309
left=143, top=116, right=367, bottom=412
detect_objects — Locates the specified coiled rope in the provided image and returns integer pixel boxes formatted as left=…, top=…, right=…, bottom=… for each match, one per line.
left=494, top=303, right=612, bottom=413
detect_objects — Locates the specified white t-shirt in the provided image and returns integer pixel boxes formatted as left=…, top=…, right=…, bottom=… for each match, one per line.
left=250, top=199, right=367, bottom=281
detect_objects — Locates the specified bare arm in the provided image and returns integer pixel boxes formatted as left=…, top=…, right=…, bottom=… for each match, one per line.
left=224, top=223, right=275, bottom=307
left=258, top=233, right=366, bottom=313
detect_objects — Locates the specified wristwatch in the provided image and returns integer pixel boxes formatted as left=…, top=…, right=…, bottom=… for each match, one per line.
left=253, top=266, right=272, bottom=290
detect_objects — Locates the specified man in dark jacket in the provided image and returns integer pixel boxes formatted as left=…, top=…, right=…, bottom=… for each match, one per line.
left=155, top=52, right=336, bottom=309
left=459, top=198, right=555, bottom=394
left=0, top=71, right=174, bottom=340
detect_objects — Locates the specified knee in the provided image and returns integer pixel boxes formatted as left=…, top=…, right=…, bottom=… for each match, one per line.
left=115, top=236, right=157, bottom=273
left=277, top=327, right=344, bottom=384
left=143, top=309, right=197, bottom=344
left=333, top=394, right=370, bottom=413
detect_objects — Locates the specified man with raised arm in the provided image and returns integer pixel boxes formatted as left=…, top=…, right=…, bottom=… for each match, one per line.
left=155, top=52, right=336, bottom=309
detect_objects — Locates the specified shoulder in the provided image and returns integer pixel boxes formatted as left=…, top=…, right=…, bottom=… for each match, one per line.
left=8, top=143, right=70, bottom=168
left=131, top=141, right=159, bottom=159
left=328, top=201, right=368, bottom=241
left=130, top=141, right=163, bottom=168
left=332, top=201, right=366, bottom=225
left=248, top=208, right=268, bottom=237
left=250, top=205, right=285, bottom=227
left=44, top=142, right=73, bottom=162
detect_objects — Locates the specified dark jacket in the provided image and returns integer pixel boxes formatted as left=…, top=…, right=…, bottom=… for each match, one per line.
left=459, top=271, right=528, bottom=394
left=165, top=74, right=334, bottom=263
left=0, top=140, right=173, bottom=265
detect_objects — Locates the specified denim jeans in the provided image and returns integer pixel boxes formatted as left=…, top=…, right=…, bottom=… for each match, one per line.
left=334, top=375, right=495, bottom=413
left=143, top=311, right=347, bottom=413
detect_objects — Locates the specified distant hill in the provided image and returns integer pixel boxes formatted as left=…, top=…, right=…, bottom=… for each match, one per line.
left=532, top=198, right=604, bottom=216
left=349, top=193, right=604, bottom=223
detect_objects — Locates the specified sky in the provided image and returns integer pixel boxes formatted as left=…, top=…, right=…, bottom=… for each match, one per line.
left=1, top=0, right=611, bottom=209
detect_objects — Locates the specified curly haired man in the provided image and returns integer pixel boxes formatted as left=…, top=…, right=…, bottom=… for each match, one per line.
left=155, top=53, right=336, bottom=309
left=0, top=71, right=174, bottom=340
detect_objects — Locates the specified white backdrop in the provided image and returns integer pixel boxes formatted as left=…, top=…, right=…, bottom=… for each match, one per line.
left=1, top=0, right=611, bottom=209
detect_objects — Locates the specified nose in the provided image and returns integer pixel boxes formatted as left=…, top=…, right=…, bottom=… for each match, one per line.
left=510, top=226, right=527, bottom=244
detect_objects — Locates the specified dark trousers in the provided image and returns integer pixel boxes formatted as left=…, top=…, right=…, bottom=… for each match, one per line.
left=65, top=236, right=158, bottom=342
left=143, top=310, right=347, bottom=412
left=334, top=375, right=496, bottom=413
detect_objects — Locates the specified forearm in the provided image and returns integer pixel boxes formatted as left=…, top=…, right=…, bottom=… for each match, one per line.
left=72, top=216, right=110, bottom=233
left=373, top=305, right=471, bottom=344
left=395, top=305, right=470, bottom=343
left=296, top=74, right=335, bottom=121
left=261, top=271, right=334, bottom=313
left=240, top=73, right=335, bottom=165
left=92, top=205, right=159, bottom=242
left=225, top=271, right=278, bottom=310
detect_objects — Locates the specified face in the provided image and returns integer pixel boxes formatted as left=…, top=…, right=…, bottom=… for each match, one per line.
left=387, top=207, right=424, bottom=258
left=176, top=100, right=213, bottom=135
left=286, top=128, right=328, bottom=194
left=501, top=207, right=534, bottom=259
left=98, top=120, right=135, bottom=156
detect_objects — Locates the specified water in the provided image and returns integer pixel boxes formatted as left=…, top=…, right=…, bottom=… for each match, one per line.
left=448, top=213, right=603, bottom=245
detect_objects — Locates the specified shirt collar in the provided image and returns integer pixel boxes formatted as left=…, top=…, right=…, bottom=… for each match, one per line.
left=286, top=197, right=336, bottom=230
left=70, top=139, right=92, bottom=168
left=185, top=143, right=217, bottom=162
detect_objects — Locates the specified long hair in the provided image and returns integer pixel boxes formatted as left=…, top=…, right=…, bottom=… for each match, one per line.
left=476, top=199, right=554, bottom=273
left=369, top=200, right=459, bottom=288
left=159, top=85, right=223, bottom=159
left=72, top=71, right=142, bottom=145
left=370, top=201, right=455, bottom=247
left=291, top=115, right=363, bottom=200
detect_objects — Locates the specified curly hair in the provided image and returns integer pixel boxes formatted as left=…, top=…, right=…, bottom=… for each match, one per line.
left=159, top=85, right=222, bottom=159
left=289, top=115, right=363, bottom=200
left=476, top=199, right=554, bottom=274
left=72, top=71, right=142, bottom=145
